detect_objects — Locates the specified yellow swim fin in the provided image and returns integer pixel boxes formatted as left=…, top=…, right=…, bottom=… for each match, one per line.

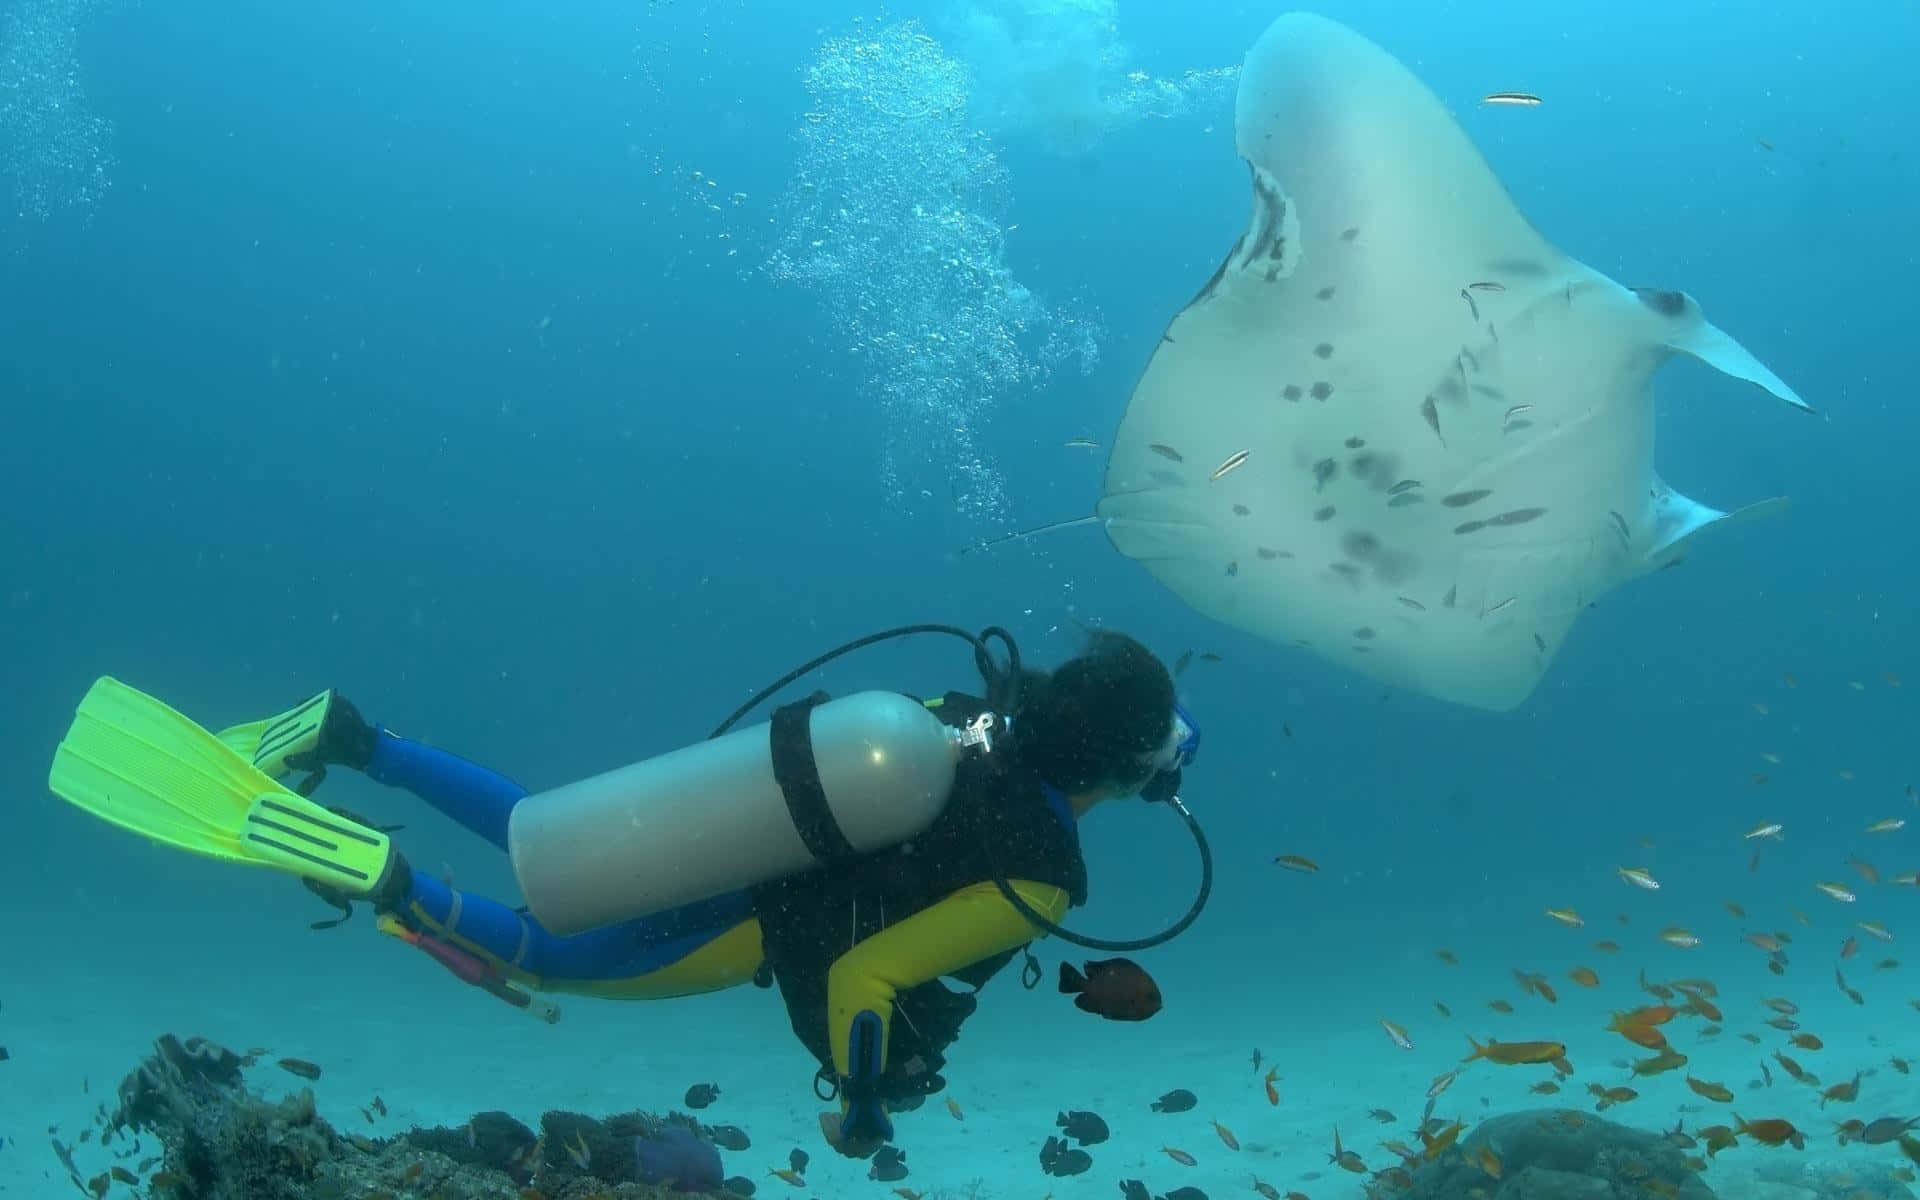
left=50, top=677, right=397, bottom=897
left=214, top=688, right=335, bottom=779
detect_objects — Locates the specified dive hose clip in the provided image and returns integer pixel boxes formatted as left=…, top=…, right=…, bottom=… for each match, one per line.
left=955, top=711, right=1002, bottom=756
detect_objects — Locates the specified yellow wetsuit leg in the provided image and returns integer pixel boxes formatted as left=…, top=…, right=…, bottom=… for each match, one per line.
left=399, top=897, right=766, bottom=1002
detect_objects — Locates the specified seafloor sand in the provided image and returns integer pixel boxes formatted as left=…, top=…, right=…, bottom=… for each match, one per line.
left=8, top=894, right=1919, bottom=1200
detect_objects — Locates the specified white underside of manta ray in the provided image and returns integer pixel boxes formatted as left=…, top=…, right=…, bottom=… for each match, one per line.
left=1092, top=11, right=1811, bottom=713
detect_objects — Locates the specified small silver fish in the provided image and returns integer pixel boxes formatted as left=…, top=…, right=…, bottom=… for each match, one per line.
left=1481, top=595, right=1518, bottom=618
left=1063, top=437, right=1100, bottom=450
left=1502, top=404, right=1534, bottom=425
left=1397, top=596, right=1427, bottom=611
left=1467, top=281, right=1507, bottom=292
left=1389, top=479, right=1423, bottom=495
left=1210, top=449, right=1251, bottom=481
left=1483, top=91, right=1543, bottom=107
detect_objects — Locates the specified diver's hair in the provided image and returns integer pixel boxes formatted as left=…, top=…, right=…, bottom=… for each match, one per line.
left=1013, top=631, right=1175, bottom=794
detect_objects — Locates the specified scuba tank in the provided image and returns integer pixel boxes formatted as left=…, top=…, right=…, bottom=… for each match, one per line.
left=507, top=690, right=997, bottom=936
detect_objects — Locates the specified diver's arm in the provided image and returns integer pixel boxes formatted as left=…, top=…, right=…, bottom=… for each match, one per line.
left=824, top=879, right=1068, bottom=1146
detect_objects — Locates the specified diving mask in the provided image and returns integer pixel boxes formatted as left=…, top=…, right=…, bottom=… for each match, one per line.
left=1138, top=702, right=1199, bottom=804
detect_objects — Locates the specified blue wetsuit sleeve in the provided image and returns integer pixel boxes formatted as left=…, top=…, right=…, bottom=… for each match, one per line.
left=366, top=728, right=527, bottom=852
left=402, top=867, right=755, bottom=982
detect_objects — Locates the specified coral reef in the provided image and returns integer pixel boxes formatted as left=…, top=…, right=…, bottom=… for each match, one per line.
left=83, top=1033, right=754, bottom=1199
left=1372, top=1108, right=1717, bottom=1200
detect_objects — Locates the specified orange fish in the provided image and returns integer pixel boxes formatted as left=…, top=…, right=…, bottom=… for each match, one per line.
left=1463, top=1036, right=1566, bottom=1065
left=1625, top=1004, right=1679, bottom=1026
left=1381, top=1019, right=1413, bottom=1050
left=1569, top=967, right=1601, bottom=988
left=945, top=1097, right=963, bottom=1120
left=1735, top=1115, right=1806, bottom=1149
left=1263, top=1066, right=1280, bottom=1106
left=1420, top=1121, right=1464, bottom=1161
left=1212, top=1120, right=1239, bottom=1150
left=1273, top=854, right=1319, bottom=873
left=1606, top=1013, right=1667, bottom=1050
left=1790, top=1033, right=1823, bottom=1051
left=1686, top=1075, right=1734, bottom=1102
left=769, top=1167, right=806, bottom=1186
left=1162, top=1146, right=1196, bottom=1166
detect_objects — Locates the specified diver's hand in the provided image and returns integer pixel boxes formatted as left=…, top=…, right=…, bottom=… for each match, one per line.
left=818, top=1109, right=886, bottom=1159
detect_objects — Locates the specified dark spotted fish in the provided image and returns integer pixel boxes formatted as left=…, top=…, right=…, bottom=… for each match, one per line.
left=1060, top=958, right=1162, bottom=1021
left=1056, top=1110, right=1110, bottom=1145
left=1152, top=1088, right=1198, bottom=1113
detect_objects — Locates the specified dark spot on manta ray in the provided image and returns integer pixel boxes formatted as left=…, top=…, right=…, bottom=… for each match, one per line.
left=1329, top=561, right=1361, bottom=581
left=1350, top=452, right=1376, bottom=475
left=1313, top=343, right=1334, bottom=359
left=1310, top=381, right=1334, bottom=401
left=1470, top=383, right=1504, bottom=400
left=1256, top=546, right=1293, bottom=560
left=1313, top=505, right=1336, bottom=522
left=1225, top=560, right=1239, bottom=576
left=1484, top=258, right=1547, bottom=277
left=1344, top=437, right=1365, bottom=449
left=1340, top=530, right=1380, bottom=559
left=1340, top=227, right=1360, bottom=242
left=1232, top=503, right=1250, bottom=516
left=1534, top=633, right=1547, bottom=651
left=1316, top=286, right=1335, bottom=301
left=1441, top=489, right=1492, bottom=508
left=1632, top=287, right=1687, bottom=317
left=1282, top=384, right=1304, bottom=402
left=1313, top=458, right=1336, bottom=491
left=1150, top=469, right=1182, bottom=487
left=1353, top=626, right=1376, bottom=640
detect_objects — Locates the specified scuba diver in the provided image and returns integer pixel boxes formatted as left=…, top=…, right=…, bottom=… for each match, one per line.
left=47, top=626, right=1203, bottom=1159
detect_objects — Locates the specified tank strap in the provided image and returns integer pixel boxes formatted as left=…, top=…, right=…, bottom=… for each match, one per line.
left=770, top=693, right=858, bottom=862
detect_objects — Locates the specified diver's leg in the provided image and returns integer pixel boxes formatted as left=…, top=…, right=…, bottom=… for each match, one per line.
left=221, top=689, right=528, bottom=850
left=397, top=871, right=761, bottom=995
left=363, top=729, right=526, bottom=852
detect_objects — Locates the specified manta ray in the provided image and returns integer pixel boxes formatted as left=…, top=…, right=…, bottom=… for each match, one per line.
left=1092, top=12, right=1809, bottom=712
